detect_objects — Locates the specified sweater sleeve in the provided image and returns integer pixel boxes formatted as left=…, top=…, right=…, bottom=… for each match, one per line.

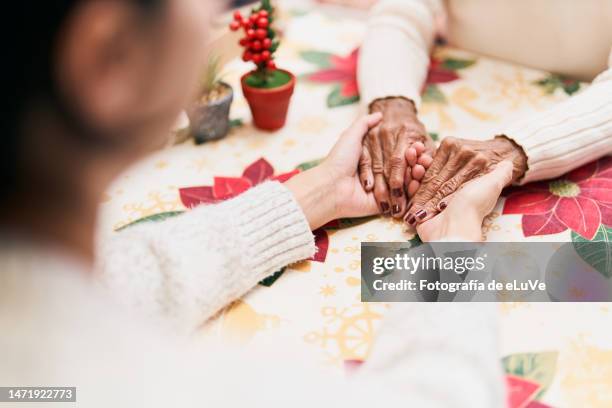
left=501, top=47, right=612, bottom=184
left=358, top=0, right=444, bottom=109
left=96, top=181, right=315, bottom=331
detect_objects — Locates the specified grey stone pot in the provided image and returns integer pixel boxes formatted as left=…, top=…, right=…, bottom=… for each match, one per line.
left=188, top=82, right=234, bottom=144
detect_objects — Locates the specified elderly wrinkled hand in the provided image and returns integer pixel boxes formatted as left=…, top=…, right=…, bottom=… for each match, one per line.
left=405, top=136, right=528, bottom=226
left=358, top=97, right=435, bottom=218
left=416, top=161, right=515, bottom=242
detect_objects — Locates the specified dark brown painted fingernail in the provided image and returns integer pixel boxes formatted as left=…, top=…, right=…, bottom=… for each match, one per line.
left=439, top=201, right=447, bottom=210
left=392, top=205, right=400, bottom=214
left=407, top=215, right=415, bottom=225
left=381, top=202, right=390, bottom=213
left=415, top=209, right=427, bottom=220
left=392, top=188, right=403, bottom=197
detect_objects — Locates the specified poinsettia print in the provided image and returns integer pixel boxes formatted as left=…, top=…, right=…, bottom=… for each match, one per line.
left=301, top=49, right=360, bottom=108
left=301, top=48, right=475, bottom=107
left=179, top=157, right=329, bottom=262
left=179, top=158, right=299, bottom=207
left=503, top=157, right=612, bottom=240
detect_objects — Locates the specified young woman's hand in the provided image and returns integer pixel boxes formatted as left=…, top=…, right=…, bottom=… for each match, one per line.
left=285, top=113, right=383, bottom=230
left=416, top=161, right=514, bottom=242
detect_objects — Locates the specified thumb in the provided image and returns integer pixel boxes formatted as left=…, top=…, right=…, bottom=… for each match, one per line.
left=339, top=112, right=383, bottom=146
left=482, top=160, right=514, bottom=190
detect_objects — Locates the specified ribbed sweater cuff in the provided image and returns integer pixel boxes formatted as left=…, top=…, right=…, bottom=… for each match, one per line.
left=222, top=181, right=315, bottom=279
left=500, top=78, right=612, bottom=185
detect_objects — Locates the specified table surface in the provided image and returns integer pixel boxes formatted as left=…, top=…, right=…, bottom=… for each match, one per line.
left=99, top=3, right=612, bottom=407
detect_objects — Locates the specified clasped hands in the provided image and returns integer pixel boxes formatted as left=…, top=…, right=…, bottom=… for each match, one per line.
left=359, top=97, right=528, bottom=237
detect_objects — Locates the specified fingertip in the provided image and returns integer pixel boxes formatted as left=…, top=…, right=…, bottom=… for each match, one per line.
left=406, top=148, right=417, bottom=167
left=412, top=164, right=426, bottom=181
left=413, top=142, right=425, bottom=154
left=417, top=154, right=433, bottom=168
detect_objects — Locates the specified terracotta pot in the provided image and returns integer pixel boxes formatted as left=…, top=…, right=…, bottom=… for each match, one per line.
left=241, top=70, right=295, bottom=131
left=188, top=82, right=234, bottom=144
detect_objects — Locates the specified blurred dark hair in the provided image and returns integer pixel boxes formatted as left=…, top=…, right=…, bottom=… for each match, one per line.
left=2, top=0, right=162, bottom=201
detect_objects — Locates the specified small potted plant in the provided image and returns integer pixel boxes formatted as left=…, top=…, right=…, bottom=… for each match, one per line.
left=230, top=0, right=295, bottom=131
left=187, top=55, right=234, bottom=144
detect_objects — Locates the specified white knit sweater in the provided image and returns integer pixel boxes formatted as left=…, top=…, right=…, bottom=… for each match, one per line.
left=0, top=182, right=504, bottom=407
left=359, top=0, right=612, bottom=184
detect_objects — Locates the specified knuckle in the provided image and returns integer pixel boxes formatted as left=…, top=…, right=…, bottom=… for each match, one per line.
left=380, top=125, right=394, bottom=136
left=440, top=178, right=459, bottom=195
left=464, top=166, right=481, bottom=180
left=359, top=154, right=371, bottom=166
left=441, top=136, right=457, bottom=149
left=389, top=156, right=405, bottom=170
left=471, top=153, right=489, bottom=167
left=427, top=176, right=444, bottom=189
left=371, top=163, right=384, bottom=175
left=390, top=174, right=403, bottom=188
left=457, top=145, right=475, bottom=158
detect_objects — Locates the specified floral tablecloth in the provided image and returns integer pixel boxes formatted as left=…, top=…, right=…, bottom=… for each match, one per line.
left=99, top=4, right=612, bottom=407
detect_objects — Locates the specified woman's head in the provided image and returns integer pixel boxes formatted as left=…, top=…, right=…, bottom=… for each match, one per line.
left=4, top=0, right=215, bottom=205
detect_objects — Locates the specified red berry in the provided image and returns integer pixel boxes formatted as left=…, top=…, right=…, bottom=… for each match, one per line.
left=242, top=51, right=253, bottom=62
left=246, top=29, right=256, bottom=39
left=252, top=53, right=262, bottom=64
left=249, top=14, right=258, bottom=22
left=259, top=10, right=269, bottom=18
left=252, top=40, right=262, bottom=51
left=229, top=21, right=240, bottom=31
left=261, top=50, right=271, bottom=61
left=239, top=37, right=248, bottom=46
left=257, top=18, right=269, bottom=28
left=262, top=38, right=272, bottom=49
left=256, top=29, right=267, bottom=39
left=267, top=60, right=277, bottom=69
left=242, top=20, right=251, bottom=29
left=233, top=11, right=243, bottom=21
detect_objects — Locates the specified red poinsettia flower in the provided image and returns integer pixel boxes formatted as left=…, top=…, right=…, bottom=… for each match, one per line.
left=503, top=157, right=612, bottom=240
left=179, top=158, right=329, bottom=262
left=303, top=48, right=359, bottom=98
left=302, top=49, right=473, bottom=107
left=425, top=57, right=460, bottom=84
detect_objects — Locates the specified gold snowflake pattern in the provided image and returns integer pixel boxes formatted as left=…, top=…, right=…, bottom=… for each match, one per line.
left=304, top=303, right=385, bottom=365
left=481, top=211, right=501, bottom=240
left=489, top=69, right=546, bottom=110
left=114, top=190, right=182, bottom=229
left=319, top=284, right=336, bottom=297
left=562, top=336, right=612, bottom=407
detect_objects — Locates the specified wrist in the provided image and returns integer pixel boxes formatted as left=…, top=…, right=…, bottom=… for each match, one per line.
left=369, top=96, right=417, bottom=116
left=440, top=209, right=483, bottom=241
left=495, top=135, right=528, bottom=183
left=285, top=165, right=337, bottom=230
